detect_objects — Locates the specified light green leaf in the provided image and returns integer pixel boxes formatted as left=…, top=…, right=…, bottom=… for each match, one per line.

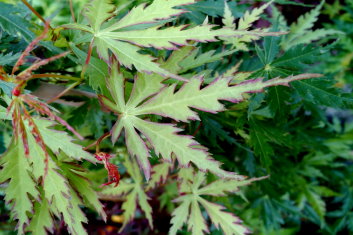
left=27, top=196, right=53, bottom=235
left=131, top=116, right=239, bottom=178
left=290, top=29, right=343, bottom=46
left=70, top=0, right=281, bottom=80
left=222, top=2, right=235, bottom=28
left=103, top=0, right=194, bottom=31
left=198, top=176, right=267, bottom=196
left=178, top=48, right=237, bottom=73
left=169, top=196, right=191, bottom=235
left=97, top=38, right=185, bottom=81
left=121, top=189, right=138, bottom=229
left=84, top=0, right=115, bottom=32
left=198, top=197, right=248, bottom=235
left=221, top=1, right=274, bottom=51
left=61, top=162, right=106, bottom=220
left=106, top=62, right=125, bottom=111
left=44, top=159, right=87, bottom=235
left=121, top=117, right=151, bottom=179
left=137, top=187, right=153, bottom=228
left=103, top=66, right=320, bottom=178
left=0, top=139, right=39, bottom=234
left=0, top=105, right=11, bottom=120
left=34, top=119, right=95, bottom=162
left=189, top=199, right=208, bottom=234
left=281, top=1, right=339, bottom=50
left=132, top=74, right=322, bottom=122
left=170, top=171, right=255, bottom=235
left=146, top=162, right=172, bottom=190
left=238, top=0, right=273, bottom=30
left=99, top=26, right=274, bottom=50
left=125, top=73, right=165, bottom=109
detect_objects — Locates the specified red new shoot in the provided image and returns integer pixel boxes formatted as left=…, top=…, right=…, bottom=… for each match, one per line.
left=95, top=152, right=120, bottom=187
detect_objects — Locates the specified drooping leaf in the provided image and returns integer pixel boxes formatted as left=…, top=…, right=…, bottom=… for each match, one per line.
left=27, top=194, right=53, bottom=235
left=0, top=140, right=39, bottom=234
left=43, top=159, right=88, bottom=235
left=60, top=162, right=106, bottom=220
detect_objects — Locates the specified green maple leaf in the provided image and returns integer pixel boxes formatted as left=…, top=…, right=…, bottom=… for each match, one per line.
left=146, top=161, right=172, bottom=190
left=221, top=1, right=274, bottom=51
left=170, top=168, right=266, bottom=235
left=1, top=111, right=100, bottom=234
left=60, top=161, right=106, bottom=220
left=0, top=2, right=34, bottom=42
left=27, top=191, right=53, bottom=235
left=64, top=0, right=281, bottom=81
left=0, top=52, right=21, bottom=66
left=101, top=59, right=321, bottom=179
left=0, top=140, right=39, bottom=234
left=281, top=1, right=342, bottom=50
left=33, top=119, right=95, bottom=162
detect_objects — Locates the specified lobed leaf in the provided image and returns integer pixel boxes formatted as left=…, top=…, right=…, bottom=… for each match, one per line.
left=103, top=0, right=194, bottom=31
left=0, top=140, right=39, bottom=234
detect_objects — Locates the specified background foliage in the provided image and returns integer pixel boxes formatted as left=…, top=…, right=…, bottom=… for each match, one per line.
left=1, top=0, right=353, bottom=234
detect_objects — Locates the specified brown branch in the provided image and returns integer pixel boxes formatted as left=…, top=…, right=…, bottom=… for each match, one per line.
left=12, top=21, right=50, bottom=75
left=69, top=0, right=76, bottom=23
left=21, top=0, right=49, bottom=27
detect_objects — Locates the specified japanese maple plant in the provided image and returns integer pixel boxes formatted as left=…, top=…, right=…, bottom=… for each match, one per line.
left=0, top=0, right=332, bottom=234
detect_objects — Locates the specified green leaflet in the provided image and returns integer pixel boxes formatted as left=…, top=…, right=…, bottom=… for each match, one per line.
left=131, top=75, right=323, bottom=121
left=0, top=80, right=15, bottom=97
left=1, top=108, right=100, bottom=233
left=146, top=162, right=172, bottom=190
left=102, top=61, right=321, bottom=179
left=221, top=1, right=273, bottom=51
left=84, top=0, right=115, bottom=32
left=105, top=0, right=194, bottom=30
left=292, top=78, right=353, bottom=109
left=281, top=1, right=342, bottom=50
left=60, top=161, right=107, bottom=220
left=0, top=2, right=34, bottom=42
left=42, top=159, right=87, bottom=235
left=34, top=119, right=95, bottom=162
left=99, top=25, right=275, bottom=49
left=0, top=140, right=39, bottom=234
left=0, top=52, right=21, bottom=66
left=170, top=169, right=263, bottom=235
left=27, top=192, right=53, bottom=235
left=0, top=105, right=10, bottom=120
left=249, top=118, right=274, bottom=169
left=70, top=43, right=109, bottom=92
left=178, top=47, right=237, bottom=73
